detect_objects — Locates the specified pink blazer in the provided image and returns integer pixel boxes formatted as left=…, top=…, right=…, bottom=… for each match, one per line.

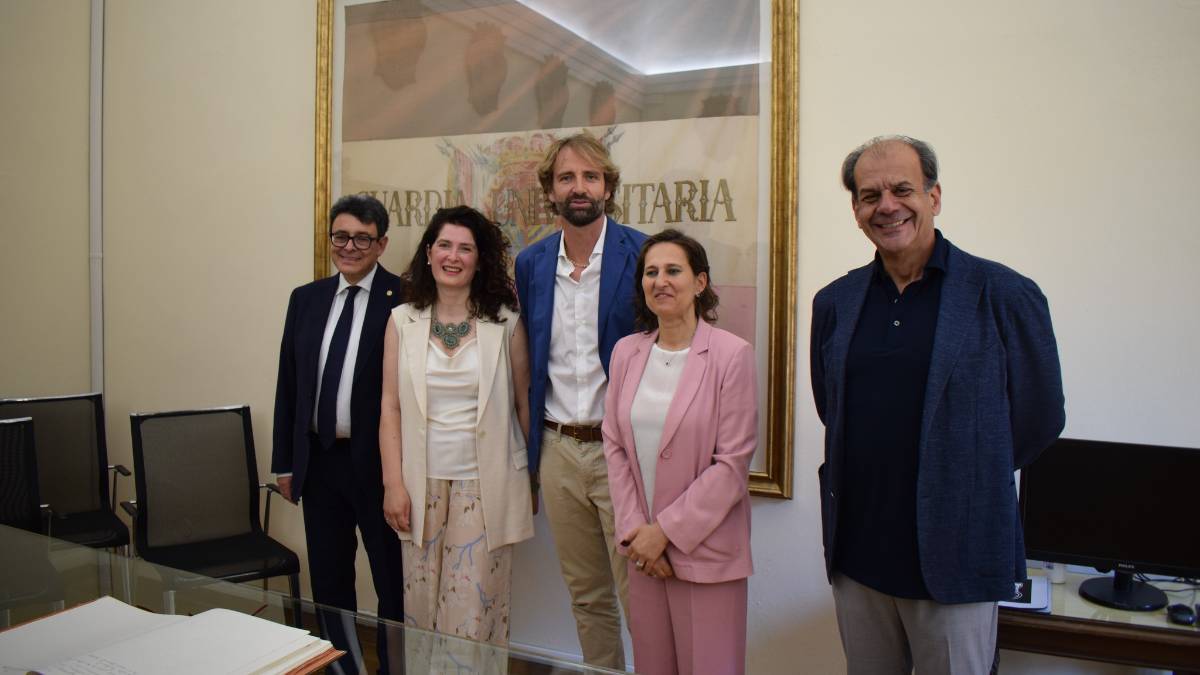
left=602, top=320, right=757, bottom=583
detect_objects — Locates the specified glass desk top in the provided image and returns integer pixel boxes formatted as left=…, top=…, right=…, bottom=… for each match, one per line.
left=0, top=524, right=622, bottom=674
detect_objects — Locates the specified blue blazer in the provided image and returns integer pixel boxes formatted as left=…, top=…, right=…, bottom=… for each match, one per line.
left=810, top=236, right=1065, bottom=603
left=515, top=217, right=647, bottom=474
left=271, top=264, right=404, bottom=500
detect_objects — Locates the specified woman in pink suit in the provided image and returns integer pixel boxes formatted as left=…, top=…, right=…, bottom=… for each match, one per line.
left=602, top=229, right=758, bottom=675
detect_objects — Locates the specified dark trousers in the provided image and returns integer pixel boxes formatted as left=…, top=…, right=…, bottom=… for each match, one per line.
left=302, top=435, right=404, bottom=674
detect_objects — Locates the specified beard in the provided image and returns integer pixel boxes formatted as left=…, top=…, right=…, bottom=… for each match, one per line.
left=558, top=194, right=605, bottom=227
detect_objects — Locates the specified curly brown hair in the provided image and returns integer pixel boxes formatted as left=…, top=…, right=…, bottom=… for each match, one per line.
left=401, top=205, right=517, bottom=322
left=633, top=229, right=720, bottom=331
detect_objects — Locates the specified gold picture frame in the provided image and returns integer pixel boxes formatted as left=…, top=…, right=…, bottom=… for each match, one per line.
left=313, top=0, right=796, bottom=498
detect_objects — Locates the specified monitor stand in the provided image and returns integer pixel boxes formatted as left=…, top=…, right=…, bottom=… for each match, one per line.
left=1079, top=571, right=1168, bottom=611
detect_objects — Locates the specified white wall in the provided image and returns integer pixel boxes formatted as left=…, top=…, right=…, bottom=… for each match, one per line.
left=3, top=0, right=1196, bottom=673
left=0, top=0, right=92, bottom=397
left=101, top=0, right=320, bottom=599
left=797, top=0, right=1200, bottom=447
left=790, top=1, right=1198, bottom=673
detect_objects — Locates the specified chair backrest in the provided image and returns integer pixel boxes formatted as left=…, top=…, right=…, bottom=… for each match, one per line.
left=0, top=417, right=43, bottom=533
left=130, top=406, right=262, bottom=552
left=0, top=393, right=108, bottom=515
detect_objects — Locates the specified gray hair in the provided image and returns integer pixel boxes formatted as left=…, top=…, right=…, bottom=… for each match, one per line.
left=841, top=135, right=939, bottom=199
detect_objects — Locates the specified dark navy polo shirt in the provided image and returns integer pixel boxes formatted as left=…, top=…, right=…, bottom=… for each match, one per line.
left=834, top=230, right=948, bottom=599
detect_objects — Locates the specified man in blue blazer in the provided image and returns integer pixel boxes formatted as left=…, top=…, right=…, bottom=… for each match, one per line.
left=810, top=136, right=1065, bottom=674
left=515, top=133, right=646, bottom=669
left=273, top=194, right=404, bottom=673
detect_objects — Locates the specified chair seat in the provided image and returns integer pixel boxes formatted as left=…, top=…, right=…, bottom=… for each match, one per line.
left=50, top=509, right=129, bottom=549
left=141, top=531, right=299, bottom=587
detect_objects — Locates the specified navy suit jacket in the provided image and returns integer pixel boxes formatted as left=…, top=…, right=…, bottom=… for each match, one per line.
left=515, top=217, right=647, bottom=474
left=810, top=236, right=1065, bottom=603
left=272, top=264, right=405, bottom=500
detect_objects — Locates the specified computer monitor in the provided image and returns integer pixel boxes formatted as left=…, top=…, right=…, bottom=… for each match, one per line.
left=1019, top=437, right=1200, bottom=612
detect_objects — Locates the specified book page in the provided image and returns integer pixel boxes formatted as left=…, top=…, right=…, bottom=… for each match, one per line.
left=0, top=597, right=185, bottom=672
left=247, top=640, right=334, bottom=675
left=45, top=608, right=316, bottom=675
left=230, top=635, right=322, bottom=674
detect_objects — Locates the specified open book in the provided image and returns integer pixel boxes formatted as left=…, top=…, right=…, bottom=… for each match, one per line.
left=0, top=596, right=341, bottom=675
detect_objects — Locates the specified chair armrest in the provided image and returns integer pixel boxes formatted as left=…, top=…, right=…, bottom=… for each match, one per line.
left=108, top=464, right=131, bottom=511
left=259, top=483, right=281, bottom=536
left=40, top=503, right=54, bottom=536
left=118, top=499, right=139, bottom=558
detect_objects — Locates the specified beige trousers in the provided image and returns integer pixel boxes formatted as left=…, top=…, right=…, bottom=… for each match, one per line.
left=540, top=429, right=631, bottom=670
left=401, top=479, right=513, bottom=645
left=832, top=573, right=998, bottom=675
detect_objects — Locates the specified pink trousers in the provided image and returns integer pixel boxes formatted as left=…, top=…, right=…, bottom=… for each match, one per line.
left=627, top=562, right=748, bottom=675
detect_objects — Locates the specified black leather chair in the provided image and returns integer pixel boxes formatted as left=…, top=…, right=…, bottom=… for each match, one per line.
left=126, top=405, right=301, bottom=627
left=0, top=393, right=130, bottom=551
left=0, top=417, right=65, bottom=626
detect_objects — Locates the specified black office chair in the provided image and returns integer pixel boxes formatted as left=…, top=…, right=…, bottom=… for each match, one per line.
left=0, top=393, right=131, bottom=551
left=126, top=405, right=301, bottom=627
left=0, top=417, right=65, bottom=627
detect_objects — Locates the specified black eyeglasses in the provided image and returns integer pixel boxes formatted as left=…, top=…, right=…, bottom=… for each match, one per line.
left=330, top=232, right=379, bottom=250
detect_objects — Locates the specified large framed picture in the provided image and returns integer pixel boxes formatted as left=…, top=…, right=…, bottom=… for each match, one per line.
left=314, top=0, right=797, bottom=498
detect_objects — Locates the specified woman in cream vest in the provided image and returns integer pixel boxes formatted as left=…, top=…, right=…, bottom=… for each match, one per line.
left=379, top=205, right=533, bottom=647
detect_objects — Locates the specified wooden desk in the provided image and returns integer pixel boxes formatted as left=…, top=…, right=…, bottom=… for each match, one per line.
left=999, top=571, right=1200, bottom=672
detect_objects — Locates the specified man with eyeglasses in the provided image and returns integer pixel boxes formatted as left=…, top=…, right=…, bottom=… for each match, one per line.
left=272, top=193, right=405, bottom=673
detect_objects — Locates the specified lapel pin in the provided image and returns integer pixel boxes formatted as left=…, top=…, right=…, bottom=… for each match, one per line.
left=386, top=290, right=393, bottom=297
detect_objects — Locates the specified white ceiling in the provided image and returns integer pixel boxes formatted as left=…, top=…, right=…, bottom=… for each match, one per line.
left=514, top=0, right=762, bottom=75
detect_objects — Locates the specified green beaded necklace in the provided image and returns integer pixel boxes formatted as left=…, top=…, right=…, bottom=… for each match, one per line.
left=431, top=306, right=471, bottom=349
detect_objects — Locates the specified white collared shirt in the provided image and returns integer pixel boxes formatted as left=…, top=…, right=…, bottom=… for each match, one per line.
left=546, top=220, right=608, bottom=425
left=312, top=264, right=377, bottom=438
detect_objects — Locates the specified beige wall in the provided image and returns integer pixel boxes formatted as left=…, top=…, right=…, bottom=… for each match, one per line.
left=797, top=0, right=1200, bottom=449
left=0, top=0, right=92, bottom=397
left=5, top=0, right=1197, bottom=673
left=791, top=1, right=1198, bottom=674
left=101, top=0, right=322, bottom=599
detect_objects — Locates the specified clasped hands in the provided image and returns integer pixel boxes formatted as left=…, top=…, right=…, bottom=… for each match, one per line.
left=383, top=484, right=411, bottom=534
left=621, top=522, right=673, bottom=579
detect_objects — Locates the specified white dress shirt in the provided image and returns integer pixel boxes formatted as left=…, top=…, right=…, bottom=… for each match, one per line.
left=545, top=220, right=608, bottom=426
left=312, top=264, right=377, bottom=439
left=630, top=344, right=689, bottom=513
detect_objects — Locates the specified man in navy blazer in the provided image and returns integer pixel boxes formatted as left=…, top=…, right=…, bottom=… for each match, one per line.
left=273, top=194, right=404, bottom=673
left=515, top=133, right=646, bottom=669
left=810, top=136, right=1064, bottom=674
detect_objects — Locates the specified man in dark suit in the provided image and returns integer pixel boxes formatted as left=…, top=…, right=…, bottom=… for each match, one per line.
left=515, top=133, right=646, bottom=669
left=810, top=136, right=1065, bottom=674
left=273, top=194, right=404, bottom=673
